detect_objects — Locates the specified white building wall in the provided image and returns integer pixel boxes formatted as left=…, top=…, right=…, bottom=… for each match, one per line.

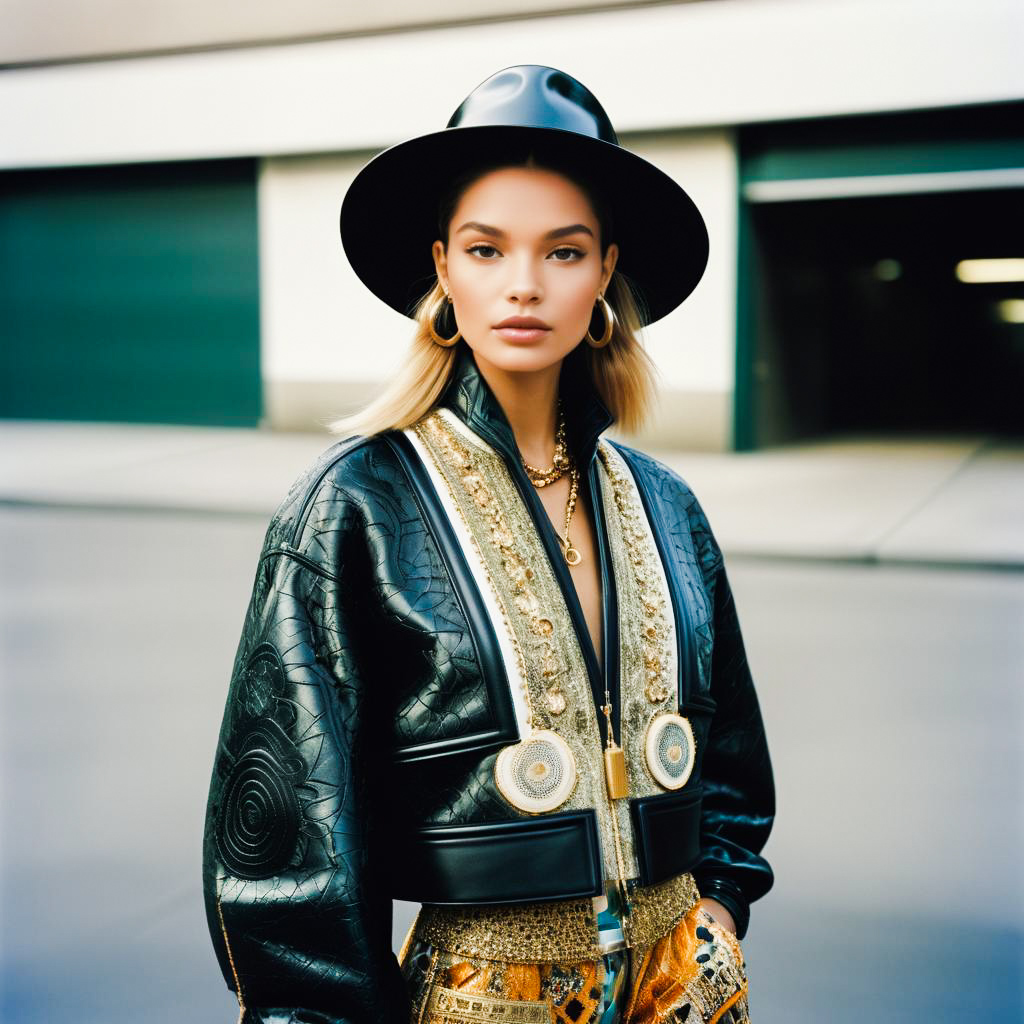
left=634, top=131, right=739, bottom=396
left=258, top=154, right=409, bottom=393
left=259, top=130, right=738, bottom=444
left=2, top=0, right=1020, bottom=170
left=3, top=0, right=1021, bottom=447
left=2, top=0, right=668, bottom=65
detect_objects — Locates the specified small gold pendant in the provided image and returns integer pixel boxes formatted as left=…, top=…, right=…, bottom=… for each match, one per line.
left=604, top=742, right=629, bottom=799
left=564, top=545, right=582, bottom=565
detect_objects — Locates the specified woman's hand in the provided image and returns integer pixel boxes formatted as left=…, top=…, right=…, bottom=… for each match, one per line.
left=696, top=896, right=736, bottom=936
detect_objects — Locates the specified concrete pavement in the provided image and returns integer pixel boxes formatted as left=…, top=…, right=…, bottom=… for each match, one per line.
left=2, top=507, right=1021, bottom=1023
left=1, top=419, right=1021, bottom=569
left=2, top=422, right=1022, bottom=1022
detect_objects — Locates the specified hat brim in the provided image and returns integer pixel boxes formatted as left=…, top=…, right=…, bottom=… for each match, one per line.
left=339, top=123, right=709, bottom=326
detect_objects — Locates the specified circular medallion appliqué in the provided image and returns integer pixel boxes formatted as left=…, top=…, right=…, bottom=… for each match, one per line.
left=494, top=730, right=577, bottom=813
left=645, top=713, right=696, bottom=790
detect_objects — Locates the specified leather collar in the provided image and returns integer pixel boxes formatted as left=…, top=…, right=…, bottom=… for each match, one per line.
left=439, top=342, right=615, bottom=469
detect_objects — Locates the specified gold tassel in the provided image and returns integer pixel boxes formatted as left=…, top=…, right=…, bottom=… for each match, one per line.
left=604, top=741, right=629, bottom=798
left=601, top=701, right=630, bottom=798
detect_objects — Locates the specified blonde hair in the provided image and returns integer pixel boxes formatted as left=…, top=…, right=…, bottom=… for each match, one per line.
left=328, top=160, right=660, bottom=439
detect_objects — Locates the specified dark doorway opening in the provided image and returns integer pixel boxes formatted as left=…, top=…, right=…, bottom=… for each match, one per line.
left=747, top=187, right=1024, bottom=446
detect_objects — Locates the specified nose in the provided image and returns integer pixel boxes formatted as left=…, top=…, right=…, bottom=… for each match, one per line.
left=504, top=253, right=544, bottom=305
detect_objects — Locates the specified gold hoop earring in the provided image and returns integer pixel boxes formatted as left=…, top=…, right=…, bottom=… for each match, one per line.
left=585, top=293, right=615, bottom=348
left=428, top=289, right=462, bottom=347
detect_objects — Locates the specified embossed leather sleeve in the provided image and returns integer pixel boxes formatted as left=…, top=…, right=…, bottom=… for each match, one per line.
left=687, top=520, right=776, bottom=942
left=201, top=441, right=412, bottom=1024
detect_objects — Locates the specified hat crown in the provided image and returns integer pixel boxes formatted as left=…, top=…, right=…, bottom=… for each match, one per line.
left=446, top=65, right=619, bottom=145
left=339, top=64, right=709, bottom=325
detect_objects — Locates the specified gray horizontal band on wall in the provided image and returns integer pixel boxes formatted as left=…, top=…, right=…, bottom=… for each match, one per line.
left=743, top=167, right=1024, bottom=202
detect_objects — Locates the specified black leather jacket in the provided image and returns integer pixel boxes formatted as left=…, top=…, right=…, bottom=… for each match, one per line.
left=202, top=343, right=775, bottom=1024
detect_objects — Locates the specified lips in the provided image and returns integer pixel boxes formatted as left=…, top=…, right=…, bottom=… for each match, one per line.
left=493, top=316, right=552, bottom=343
left=494, top=317, right=551, bottom=330
left=493, top=322, right=551, bottom=343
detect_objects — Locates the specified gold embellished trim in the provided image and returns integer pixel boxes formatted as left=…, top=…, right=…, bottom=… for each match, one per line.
left=415, top=871, right=700, bottom=964
left=592, top=442, right=684, bottom=867
left=401, top=423, right=535, bottom=738
left=215, top=893, right=246, bottom=1020
left=596, top=441, right=675, bottom=706
left=416, top=410, right=569, bottom=721
left=425, top=982, right=551, bottom=1022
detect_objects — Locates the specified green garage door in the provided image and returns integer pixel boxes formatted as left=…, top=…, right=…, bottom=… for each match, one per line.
left=0, top=158, right=260, bottom=426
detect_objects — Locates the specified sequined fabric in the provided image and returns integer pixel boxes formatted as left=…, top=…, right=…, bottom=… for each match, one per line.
left=399, top=879, right=750, bottom=1024
left=414, top=871, right=700, bottom=963
left=625, top=903, right=749, bottom=1024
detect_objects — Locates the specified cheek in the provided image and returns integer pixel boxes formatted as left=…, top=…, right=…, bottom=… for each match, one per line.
left=562, top=275, right=599, bottom=321
left=448, top=259, right=493, bottom=321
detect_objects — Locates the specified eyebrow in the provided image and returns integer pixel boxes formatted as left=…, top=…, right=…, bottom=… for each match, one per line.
left=455, top=221, right=594, bottom=240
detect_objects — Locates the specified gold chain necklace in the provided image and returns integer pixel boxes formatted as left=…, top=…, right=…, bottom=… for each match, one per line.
left=520, top=400, right=582, bottom=565
left=520, top=398, right=571, bottom=488
left=561, top=463, right=582, bottom=566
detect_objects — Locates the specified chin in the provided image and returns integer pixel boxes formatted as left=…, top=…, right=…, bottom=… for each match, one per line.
left=472, top=339, right=575, bottom=375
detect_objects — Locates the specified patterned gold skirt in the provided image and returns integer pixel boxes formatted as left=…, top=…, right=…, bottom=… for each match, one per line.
left=398, top=873, right=750, bottom=1024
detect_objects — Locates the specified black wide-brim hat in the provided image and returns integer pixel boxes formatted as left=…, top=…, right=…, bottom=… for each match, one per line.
left=339, top=64, right=709, bottom=326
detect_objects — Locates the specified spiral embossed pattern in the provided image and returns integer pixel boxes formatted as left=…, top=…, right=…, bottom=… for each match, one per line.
left=216, top=724, right=305, bottom=880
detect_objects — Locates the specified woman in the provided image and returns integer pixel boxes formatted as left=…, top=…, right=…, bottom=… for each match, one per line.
left=202, top=65, right=775, bottom=1024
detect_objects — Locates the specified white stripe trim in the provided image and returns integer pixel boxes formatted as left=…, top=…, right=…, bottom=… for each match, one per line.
left=402, top=423, right=532, bottom=741
left=743, top=167, right=1024, bottom=202
left=435, top=405, right=498, bottom=455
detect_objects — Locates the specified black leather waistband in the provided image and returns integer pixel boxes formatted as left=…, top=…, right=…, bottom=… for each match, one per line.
left=630, top=783, right=704, bottom=887
left=390, top=810, right=603, bottom=904
left=389, top=787, right=703, bottom=904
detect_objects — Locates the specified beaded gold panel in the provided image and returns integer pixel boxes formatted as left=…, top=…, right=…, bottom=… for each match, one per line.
left=425, top=980, right=551, bottom=1023
left=413, top=870, right=700, bottom=964
left=415, top=892, right=600, bottom=964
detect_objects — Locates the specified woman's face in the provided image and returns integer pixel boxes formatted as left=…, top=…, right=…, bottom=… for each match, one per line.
left=432, top=166, right=618, bottom=376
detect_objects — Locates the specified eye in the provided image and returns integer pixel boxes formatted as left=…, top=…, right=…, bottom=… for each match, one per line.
left=466, top=243, right=500, bottom=259
left=550, top=246, right=584, bottom=261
